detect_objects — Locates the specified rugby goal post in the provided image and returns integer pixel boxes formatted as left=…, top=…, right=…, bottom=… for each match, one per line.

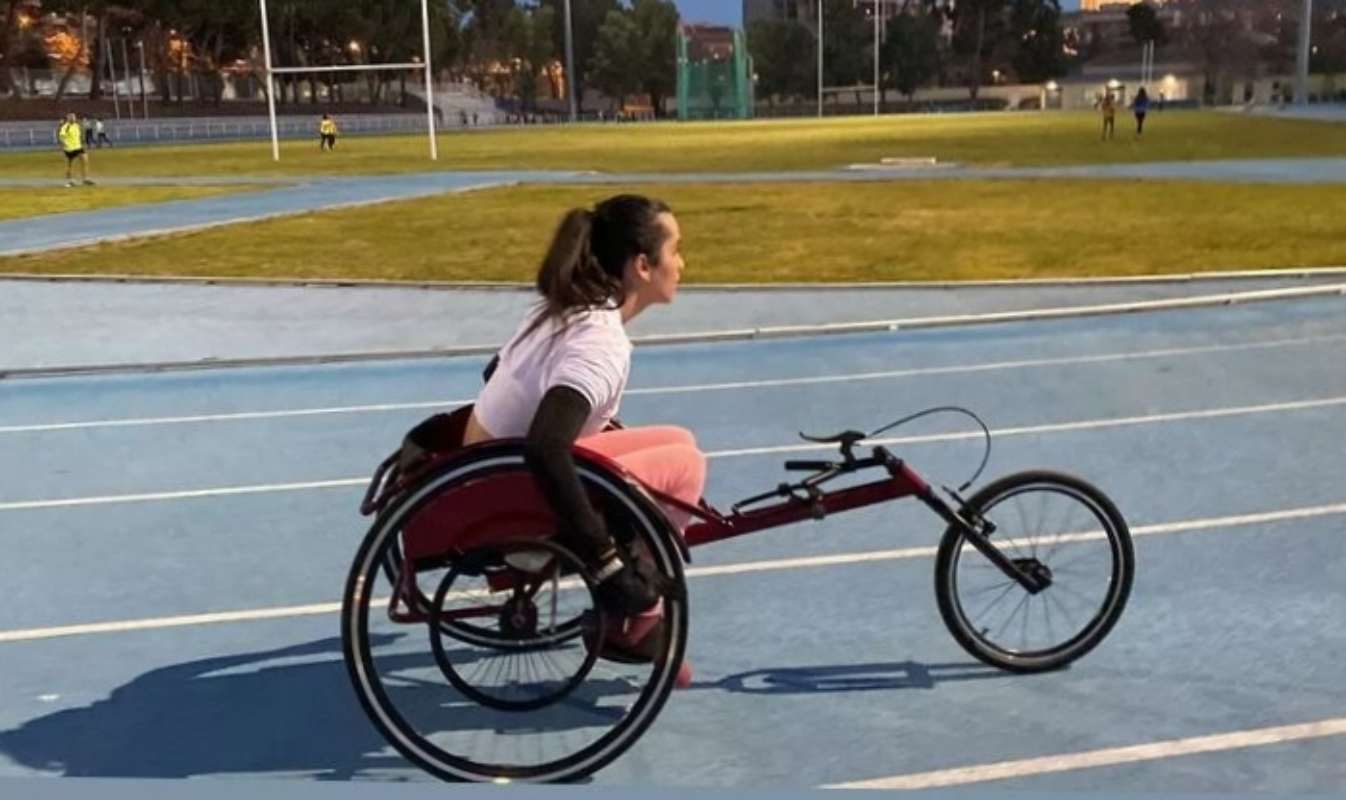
left=258, top=0, right=438, bottom=161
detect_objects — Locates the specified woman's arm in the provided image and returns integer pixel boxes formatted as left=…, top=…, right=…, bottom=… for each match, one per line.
left=523, top=385, right=609, bottom=560
left=523, top=385, right=661, bottom=614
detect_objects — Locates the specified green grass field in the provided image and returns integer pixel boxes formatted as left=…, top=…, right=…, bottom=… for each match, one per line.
left=1, top=111, right=1344, bottom=178
left=8, top=180, right=1345, bottom=282
left=0, top=185, right=258, bottom=222
left=4, top=111, right=1344, bottom=282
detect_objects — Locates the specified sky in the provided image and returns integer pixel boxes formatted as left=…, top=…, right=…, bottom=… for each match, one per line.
left=672, top=0, right=1082, bottom=27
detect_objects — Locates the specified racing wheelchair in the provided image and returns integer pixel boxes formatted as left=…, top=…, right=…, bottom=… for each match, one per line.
left=343, top=403, right=1134, bottom=784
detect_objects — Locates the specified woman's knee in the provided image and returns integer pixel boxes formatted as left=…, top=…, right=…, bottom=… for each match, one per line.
left=643, top=425, right=697, bottom=449
left=667, top=443, right=707, bottom=497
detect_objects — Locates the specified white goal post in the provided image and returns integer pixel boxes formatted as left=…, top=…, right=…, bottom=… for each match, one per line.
left=258, top=0, right=438, bottom=161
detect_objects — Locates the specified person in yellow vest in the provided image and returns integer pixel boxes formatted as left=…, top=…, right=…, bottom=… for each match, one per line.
left=57, top=113, right=94, bottom=186
left=319, top=114, right=339, bottom=151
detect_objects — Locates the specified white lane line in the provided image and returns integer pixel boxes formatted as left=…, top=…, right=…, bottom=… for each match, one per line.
left=710, top=394, right=1346, bottom=459
left=5, top=332, right=1345, bottom=435
left=2, top=499, right=1344, bottom=644
left=4, top=394, right=1346, bottom=513
left=826, top=717, right=1346, bottom=790
left=0, top=479, right=367, bottom=512
left=0, top=401, right=452, bottom=434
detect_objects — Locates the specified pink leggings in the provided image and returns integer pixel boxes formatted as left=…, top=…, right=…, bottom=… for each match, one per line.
left=577, top=425, right=707, bottom=530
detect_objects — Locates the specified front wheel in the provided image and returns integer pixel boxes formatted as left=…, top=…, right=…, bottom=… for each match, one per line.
left=934, top=470, right=1134, bottom=673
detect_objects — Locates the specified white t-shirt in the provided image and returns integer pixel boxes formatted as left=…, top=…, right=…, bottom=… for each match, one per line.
left=474, top=305, right=631, bottom=439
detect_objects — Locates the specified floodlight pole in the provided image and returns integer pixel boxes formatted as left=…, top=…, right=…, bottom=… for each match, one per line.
left=259, top=0, right=280, bottom=161
left=1296, top=0, right=1312, bottom=106
left=420, top=0, right=438, bottom=159
left=818, top=0, right=824, bottom=117
left=873, top=0, right=880, bottom=116
left=136, top=40, right=148, bottom=119
left=564, top=0, right=577, bottom=121
left=105, top=35, right=121, bottom=119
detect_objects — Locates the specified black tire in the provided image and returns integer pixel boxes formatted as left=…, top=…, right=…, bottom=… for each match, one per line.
left=934, top=470, right=1134, bottom=673
left=342, top=445, right=688, bottom=783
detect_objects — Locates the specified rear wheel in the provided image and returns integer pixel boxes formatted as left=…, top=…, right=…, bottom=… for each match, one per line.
left=934, top=470, right=1134, bottom=673
left=342, top=449, right=688, bottom=783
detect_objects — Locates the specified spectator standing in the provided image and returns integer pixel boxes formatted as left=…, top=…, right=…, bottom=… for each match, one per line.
left=57, top=113, right=94, bottom=186
left=319, top=114, right=339, bottom=151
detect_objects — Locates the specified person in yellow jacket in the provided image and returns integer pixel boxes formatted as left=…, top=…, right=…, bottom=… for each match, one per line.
left=319, top=114, right=339, bottom=151
left=57, top=113, right=94, bottom=186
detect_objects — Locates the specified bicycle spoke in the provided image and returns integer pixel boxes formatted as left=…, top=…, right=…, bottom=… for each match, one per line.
left=994, top=591, right=1032, bottom=639
left=1051, top=546, right=1110, bottom=574
left=1043, top=588, right=1055, bottom=646
left=969, top=577, right=1022, bottom=627
left=1045, top=584, right=1080, bottom=632
left=1040, top=501, right=1084, bottom=564
left=960, top=577, right=1016, bottom=598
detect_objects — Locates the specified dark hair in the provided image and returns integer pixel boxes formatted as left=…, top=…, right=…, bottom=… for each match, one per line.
left=521, top=193, right=672, bottom=341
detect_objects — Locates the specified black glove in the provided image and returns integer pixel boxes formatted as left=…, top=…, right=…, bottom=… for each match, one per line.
left=593, top=550, right=663, bottom=617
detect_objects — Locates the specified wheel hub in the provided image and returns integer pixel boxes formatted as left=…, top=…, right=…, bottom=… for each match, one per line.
left=499, top=596, right=539, bottom=637
left=1012, top=558, right=1053, bottom=589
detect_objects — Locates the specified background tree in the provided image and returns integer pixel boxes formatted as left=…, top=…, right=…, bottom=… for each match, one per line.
left=630, top=0, right=677, bottom=115
left=1009, top=0, right=1065, bottom=84
left=1308, top=1, right=1346, bottom=99
left=588, top=5, right=639, bottom=112
left=881, top=7, right=941, bottom=102
left=1173, top=0, right=1258, bottom=104
left=505, top=3, right=555, bottom=110
left=822, top=0, right=867, bottom=104
left=539, top=0, right=617, bottom=111
left=950, top=0, right=1007, bottom=100
left=748, top=18, right=815, bottom=105
left=1125, top=1, right=1166, bottom=47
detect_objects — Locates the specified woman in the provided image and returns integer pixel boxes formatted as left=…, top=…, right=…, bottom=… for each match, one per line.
left=463, top=194, right=706, bottom=675
left=1132, top=87, right=1150, bottom=137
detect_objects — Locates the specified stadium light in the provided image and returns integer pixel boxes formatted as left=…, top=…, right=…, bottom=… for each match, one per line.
left=818, top=0, right=824, bottom=118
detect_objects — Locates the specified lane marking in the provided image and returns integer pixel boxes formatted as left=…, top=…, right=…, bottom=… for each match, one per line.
left=4, top=394, right=1346, bottom=513
left=826, top=716, right=1346, bottom=789
left=0, top=479, right=366, bottom=512
left=5, top=332, right=1346, bottom=435
left=1, top=499, right=1343, bottom=643
left=709, top=394, right=1346, bottom=458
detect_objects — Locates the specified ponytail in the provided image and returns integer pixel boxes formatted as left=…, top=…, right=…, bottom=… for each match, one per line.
left=521, top=194, right=671, bottom=343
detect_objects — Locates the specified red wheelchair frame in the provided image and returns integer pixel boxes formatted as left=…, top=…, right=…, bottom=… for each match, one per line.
left=360, top=404, right=1055, bottom=620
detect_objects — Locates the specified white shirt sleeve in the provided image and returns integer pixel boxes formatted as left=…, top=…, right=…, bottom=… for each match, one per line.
left=547, top=331, right=627, bottom=413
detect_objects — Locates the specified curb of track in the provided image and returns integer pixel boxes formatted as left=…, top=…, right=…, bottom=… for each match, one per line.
left=3, top=266, right=1346, bottom=291
left=3, top=281, right=1344, bottom=381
